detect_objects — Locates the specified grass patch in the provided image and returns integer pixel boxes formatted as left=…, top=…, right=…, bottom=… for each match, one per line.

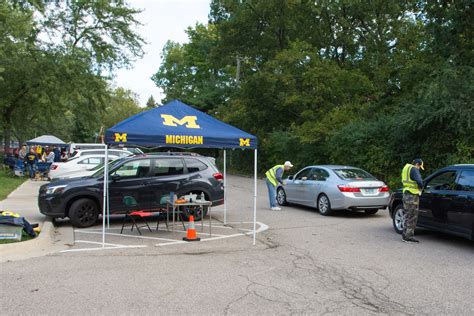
left=0, top=168, right=28, bottom=201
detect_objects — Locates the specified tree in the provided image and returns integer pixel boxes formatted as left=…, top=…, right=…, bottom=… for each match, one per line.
left=146, top=95, right=157, bottom=109
left=101, top=88, right=142, bottom=129
left=153, top=0, right=473, bottom=183
left=151, top=24, right=234, bottom=111
left=0, top=0, right=145, bottom=149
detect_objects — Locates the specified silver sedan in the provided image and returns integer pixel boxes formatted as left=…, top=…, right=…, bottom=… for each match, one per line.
left=276, top=165, right=390, bottom=215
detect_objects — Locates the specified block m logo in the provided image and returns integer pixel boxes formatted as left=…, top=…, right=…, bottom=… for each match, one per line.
left=161, top=114, right=200, bottom=129
left=114, top=133, right=127, bottom=142
left=239, top=138, right=250, bottom=147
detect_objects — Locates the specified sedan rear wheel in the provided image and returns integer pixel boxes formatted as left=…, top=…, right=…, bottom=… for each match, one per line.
left=392, top=204, right=406, bottom=234
left=318, top=194, right=332, bottom=216
left=277, top=188, right=288, bottom=206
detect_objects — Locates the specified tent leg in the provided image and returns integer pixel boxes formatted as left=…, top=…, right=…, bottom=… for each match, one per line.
left=253, top=149, right=257, bottom=245
left=223, top=149, right=227, bottom=225
left=102, top=144, right=108, bottom=248
left=105, top=146, right=110, bottom=228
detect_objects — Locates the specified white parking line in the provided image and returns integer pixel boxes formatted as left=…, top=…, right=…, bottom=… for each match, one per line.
left=75, top=240, right=128, bottom=247
left=75, top=230, right=179, bottom=242
left=68, top=221, right=270, bottom=252
left=61, top=245, right=147, bottom=253
left=156, top=222, right=269, bottom=247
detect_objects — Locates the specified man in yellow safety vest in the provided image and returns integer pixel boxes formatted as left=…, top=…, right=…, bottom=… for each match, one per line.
left=265, top=161, right=293, bottom=211
left=401, top=158, right=424, bottom=243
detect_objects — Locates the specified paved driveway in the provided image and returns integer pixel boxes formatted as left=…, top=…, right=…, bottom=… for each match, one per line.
left=1, top=175, right=472, bottom=315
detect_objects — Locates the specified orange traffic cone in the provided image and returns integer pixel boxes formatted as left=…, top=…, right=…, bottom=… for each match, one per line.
left=183, top=215, right=200, bottom=242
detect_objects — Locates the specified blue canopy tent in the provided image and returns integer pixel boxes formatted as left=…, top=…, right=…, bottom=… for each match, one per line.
left=101, top=100, right=259, bottom=245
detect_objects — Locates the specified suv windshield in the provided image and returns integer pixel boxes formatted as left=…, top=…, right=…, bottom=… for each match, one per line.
left=334, top=168, right=375, bottom=180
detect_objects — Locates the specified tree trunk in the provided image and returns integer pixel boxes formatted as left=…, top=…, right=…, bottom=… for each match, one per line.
left=3, top=124, right=11, bottom=153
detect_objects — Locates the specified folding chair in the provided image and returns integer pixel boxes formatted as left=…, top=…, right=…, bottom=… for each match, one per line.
left=120, top=196, right=153, bottom=235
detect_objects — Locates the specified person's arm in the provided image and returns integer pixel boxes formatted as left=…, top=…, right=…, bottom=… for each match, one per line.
left=275, top=167, right=284, bottom=185
left=410, top=167, right=423, bottom=190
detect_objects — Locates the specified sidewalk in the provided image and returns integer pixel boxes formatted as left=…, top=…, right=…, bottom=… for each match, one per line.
left=0, top=180, right=73, bottom=262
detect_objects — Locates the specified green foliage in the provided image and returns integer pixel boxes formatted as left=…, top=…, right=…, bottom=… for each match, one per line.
left=0, top=0, right=144, bottom=146
left=151, top=24, right=234, bottom=111
left=146, top=95, right=157, bottom=109
left=102, top=88, right=142, bottom=129
left=154, top=0, right=473, bottom=185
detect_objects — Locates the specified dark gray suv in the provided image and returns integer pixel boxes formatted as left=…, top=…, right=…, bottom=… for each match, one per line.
left=38, top=154, right=224, bottom=227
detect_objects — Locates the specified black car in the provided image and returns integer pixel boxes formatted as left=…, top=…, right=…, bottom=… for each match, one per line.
left=39, top=154, right=224, bottom=228
left=389, top=164, right=474, bottom=240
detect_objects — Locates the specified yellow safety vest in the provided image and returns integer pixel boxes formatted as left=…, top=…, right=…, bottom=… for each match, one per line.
left=401, top=163, right=421, bottom=195
left=265, top=164, right=284, bottom=187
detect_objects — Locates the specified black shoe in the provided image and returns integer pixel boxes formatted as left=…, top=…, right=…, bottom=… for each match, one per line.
left=402, top=237, right=419, bottom=243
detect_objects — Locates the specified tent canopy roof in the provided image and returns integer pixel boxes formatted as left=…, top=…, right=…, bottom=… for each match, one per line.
left=105, top=100, right=257, bottom=149
left=26, top=135, right=66, bottom=146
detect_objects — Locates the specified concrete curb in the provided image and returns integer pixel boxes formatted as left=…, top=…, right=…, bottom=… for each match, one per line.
left=0, top=219, right=74, bottom=263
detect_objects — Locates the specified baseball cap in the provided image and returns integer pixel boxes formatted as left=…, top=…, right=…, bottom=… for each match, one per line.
left=284, top=161, right=293, bottom=168
left=413, top=158, right=424, bottom=170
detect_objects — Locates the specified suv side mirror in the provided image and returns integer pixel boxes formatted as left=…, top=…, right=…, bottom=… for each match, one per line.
left=111, top=174, right=121, bottom=182
left=288, top=175, right=294, bottom=180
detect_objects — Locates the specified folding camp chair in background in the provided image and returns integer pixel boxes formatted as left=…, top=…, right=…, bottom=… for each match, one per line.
left=120, top=196, right=153, bottom=235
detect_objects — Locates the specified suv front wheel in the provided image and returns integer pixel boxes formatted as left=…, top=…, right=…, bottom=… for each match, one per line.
left=69, top=198, right=99, bottom=228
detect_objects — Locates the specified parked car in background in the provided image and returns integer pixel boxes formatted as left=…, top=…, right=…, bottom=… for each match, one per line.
left=48, top=154, right=121, bottom=180
left=68, top=143, right=143, bottom=155
left=39, top=153, right=224, bottom=227
left=51, top=158, right=124, bottom=181
left=389, top=164, right=474, bottom=241
left=69, top=148, right=133, bottom=159
left=277, top=165, right=390, bottom=215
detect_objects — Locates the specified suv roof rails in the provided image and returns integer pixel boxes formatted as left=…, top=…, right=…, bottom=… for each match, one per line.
left=144, top=152, right=202, bottom=156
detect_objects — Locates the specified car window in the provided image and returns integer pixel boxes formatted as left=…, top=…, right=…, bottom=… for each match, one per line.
left=456, top=170, right=474, bottom=192
left=310, top=168, right=330, bottom=181
left=77, top=158, right=89, bottom=164
left=295, top=168, right=312, bottom=180
left=88, top=157, right=103, bottom=165
left=185, top=158, right=208, bottom=173
left=333, top=168, right=375, bottom=180
left=153, top=159, right=184, bottom=176
left=426, top=171, right=457, bottom=191
left=113, top=159, right=151, bottom=178
left=117, top=151, right=131, bottom=157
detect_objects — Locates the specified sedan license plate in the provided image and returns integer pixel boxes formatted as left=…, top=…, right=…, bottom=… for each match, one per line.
left=362, top=188, right=377, bottom=195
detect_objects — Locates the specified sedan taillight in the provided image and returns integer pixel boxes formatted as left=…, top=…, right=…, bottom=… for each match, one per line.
left=337, top=185, right=361, bottom=193
left=379, top=185, right=390, bottom=192
left=213, top=172, right=224, bottom=181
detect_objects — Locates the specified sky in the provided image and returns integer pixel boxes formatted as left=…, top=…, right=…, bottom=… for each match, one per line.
left=113, top=0, right=211, bottom=106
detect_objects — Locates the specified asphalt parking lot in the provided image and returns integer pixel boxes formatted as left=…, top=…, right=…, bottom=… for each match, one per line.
left=1, top=175, right=473, bottom=315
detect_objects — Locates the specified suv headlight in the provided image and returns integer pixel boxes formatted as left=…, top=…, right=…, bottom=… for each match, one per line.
left=45, top=185, right=67, bottom=195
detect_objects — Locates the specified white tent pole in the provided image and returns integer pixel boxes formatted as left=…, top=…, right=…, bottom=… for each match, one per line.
left=102, top=144, right=107, bottom=247
left=253, top=149, right=257, bottom=245
left=106, top=146, right=110, bottom=228
left=223, top=149, right=227, bottom=225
